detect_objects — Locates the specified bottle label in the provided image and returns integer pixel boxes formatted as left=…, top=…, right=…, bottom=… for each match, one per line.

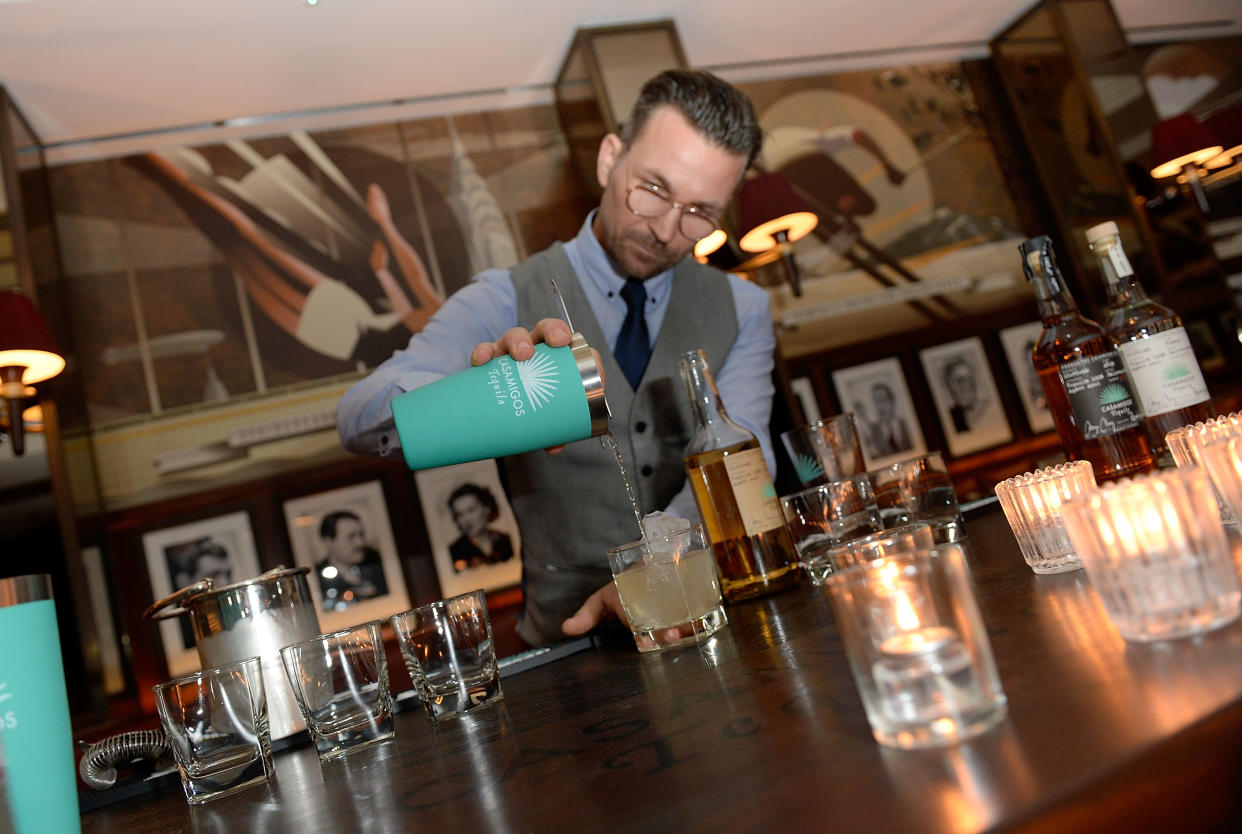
left=1117, top=327, right=1210, bottom=416
left=1107, top=245, right=1133, bottom=278
left=1058, top=353, right=1144, bottom=439
left=723, top=447, right=785, bottom=536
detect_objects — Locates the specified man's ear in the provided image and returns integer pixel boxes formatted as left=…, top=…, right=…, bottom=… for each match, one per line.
left=596, top=133, right=624, bottom=190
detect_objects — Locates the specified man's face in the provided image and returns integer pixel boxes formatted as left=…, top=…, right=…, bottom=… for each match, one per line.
left=594, top=106, right=746, bottom=279
left=451, top=495, right=490, bottom=538
left=326, top=518, right=366, bottom=566
left=872, top=384, right=896, bottom=419
left=946, top=362, right=977, bottom=406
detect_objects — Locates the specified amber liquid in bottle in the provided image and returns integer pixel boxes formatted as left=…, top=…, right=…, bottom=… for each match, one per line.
left=685, top=439, right=801, bottom=601
left=1087, top=222, right=1211, bottom=465
left=679, top=350, right=800, bottom=602
left=1021, top=236, right=1155, bottom=482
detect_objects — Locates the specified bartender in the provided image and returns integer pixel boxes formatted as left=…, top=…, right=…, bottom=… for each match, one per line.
left=337, top=68, right=777, bottom=645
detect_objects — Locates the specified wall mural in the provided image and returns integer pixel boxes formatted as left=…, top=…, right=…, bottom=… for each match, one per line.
left=51, top=108, right=590, bottom=504
left=739, top=65, right=1028, bottom=358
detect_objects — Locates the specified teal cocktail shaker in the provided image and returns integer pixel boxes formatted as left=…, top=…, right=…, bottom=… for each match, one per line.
left=0, top=575, right=81, bottom=834
left=391, top=332, right=610, bottom=470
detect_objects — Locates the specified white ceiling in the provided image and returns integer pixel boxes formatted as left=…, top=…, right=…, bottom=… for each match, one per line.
left=0, top=0, right=1238, bottom=161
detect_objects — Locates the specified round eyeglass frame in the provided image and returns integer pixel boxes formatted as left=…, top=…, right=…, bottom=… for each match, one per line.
left=624, top=182, right=720, bottom=242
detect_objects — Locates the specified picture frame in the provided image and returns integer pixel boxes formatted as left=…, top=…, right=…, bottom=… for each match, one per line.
left=831, top=356, right=928, bottom=470
left=141, top=510, right=261, bottom=677
left=413, top=459, right=523, bottom=599
left=998, top=322, right=1055, bottom=434
left=283, top=480, right=411, bottom=633
left=919, top=337, right=1014, bottom=457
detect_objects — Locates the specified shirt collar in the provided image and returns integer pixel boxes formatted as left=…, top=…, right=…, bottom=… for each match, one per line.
left=568, top=210, right=675, bottom=303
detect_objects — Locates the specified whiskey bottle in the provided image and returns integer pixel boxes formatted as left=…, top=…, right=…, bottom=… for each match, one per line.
left=1086, top=221, right=1212, bottom=464
left=678, top=349, right=801, bottom=602
left=1020, top=236, right=1155, bottom=482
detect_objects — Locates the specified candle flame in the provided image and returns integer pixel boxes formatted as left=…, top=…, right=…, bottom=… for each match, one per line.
left=894, top=586, right=921, bottom=631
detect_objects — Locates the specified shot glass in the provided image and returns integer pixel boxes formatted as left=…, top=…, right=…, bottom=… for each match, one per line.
left=818, top=522, right=938, bottom=573
left=994, top=460, right=1096, bottom=575
left=1166, top=412, right=1241, bottom=525
left=280, top=621, right=394, bottom=759
left=391, top=589, right=504, bottom=719
left=1197, top=436, right=1242, bottom=525
left=153, top=656, right=273, bottom=805
left=606, top=524, right=728, bottom=653
left=781, top=414, right=868, bottom=486
left=824, top=543, right=1007, bottom=750
left=779, top=475, right=885, bottom=583
left=1060, top=467, right=1242, bottom=642
left=870, top=452, right=963, bottom=543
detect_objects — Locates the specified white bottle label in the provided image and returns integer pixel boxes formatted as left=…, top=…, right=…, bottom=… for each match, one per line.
left=1107, top=246, right=1133, bottom=278
left=1117, top=327, right=1210, bottom=416
left=723, top=447, right=785, bottom=537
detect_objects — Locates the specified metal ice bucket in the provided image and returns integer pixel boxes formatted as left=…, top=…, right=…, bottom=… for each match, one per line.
left=144, top=566, right=321, bottom=740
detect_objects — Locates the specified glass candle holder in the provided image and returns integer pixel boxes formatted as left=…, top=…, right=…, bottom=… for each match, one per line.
left=1060, top=467, right=1241, bottom=642
left=1166, top=411, right=1241, bottom=525
left=824, top=542, right=1007, bottom=750
left=818, top=523, right=937, bottom=574
left=1197, top=436, right=1242, bottom=526
left=994, top=461, right=1096, bottom=575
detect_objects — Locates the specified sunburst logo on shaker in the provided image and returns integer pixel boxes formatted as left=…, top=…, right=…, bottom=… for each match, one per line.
left=515, top=351, right=560, bottom=411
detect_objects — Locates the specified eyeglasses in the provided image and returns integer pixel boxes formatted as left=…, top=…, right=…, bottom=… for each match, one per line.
left=625, top=181, right=720, bottom=242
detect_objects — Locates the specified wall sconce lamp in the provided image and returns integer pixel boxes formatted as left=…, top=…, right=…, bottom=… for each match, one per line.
left=1149, top=113, right=1222, bottom=214
left=0, top=289, right=65, bottom=456
left=693, top=229, right=728, bottom=264
left=736, top=172, right=819, bottom=296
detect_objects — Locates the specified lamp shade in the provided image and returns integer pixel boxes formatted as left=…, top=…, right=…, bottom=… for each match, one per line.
left=736, top=172, right=819, bottom=254
left=0, top=289, right=65, bottom=384
left=1203, top=107, right=1242, bottom=169
left=1150, top=113, right=1222, bottom=179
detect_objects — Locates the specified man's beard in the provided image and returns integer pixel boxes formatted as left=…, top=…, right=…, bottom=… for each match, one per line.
left=608, top=226, right=682, bottom=279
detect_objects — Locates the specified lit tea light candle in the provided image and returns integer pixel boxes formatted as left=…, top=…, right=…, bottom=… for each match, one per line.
left=879, top=625, right=957, bottom=659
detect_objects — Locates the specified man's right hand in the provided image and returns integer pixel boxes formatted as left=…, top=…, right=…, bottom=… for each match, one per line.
left=470, top=318, right=573, bottom=366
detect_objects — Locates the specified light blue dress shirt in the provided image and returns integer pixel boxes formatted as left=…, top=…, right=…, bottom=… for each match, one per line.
left=336, top=212, right=778, bottom=518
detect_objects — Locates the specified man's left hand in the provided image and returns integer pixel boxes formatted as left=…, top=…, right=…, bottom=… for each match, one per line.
left=562, top=582, right=629, bottom=636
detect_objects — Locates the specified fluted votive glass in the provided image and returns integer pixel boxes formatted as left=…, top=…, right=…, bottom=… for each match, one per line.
left=994, top=461, right=1096, bottom=575
left=1166, top=412, right=1241, bottom=525
left=1197, top=436, right=1242, bottom=526
left=1060, top=467, right=1241, bottom=642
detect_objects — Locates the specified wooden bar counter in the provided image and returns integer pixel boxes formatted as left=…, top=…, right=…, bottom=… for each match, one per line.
left=82, top=502, right=1242, bottom=833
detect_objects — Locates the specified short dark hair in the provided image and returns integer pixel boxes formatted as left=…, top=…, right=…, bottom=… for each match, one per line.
left=448, top=483, right=499, bottom=521
left=619, top=69, right=763, bottom=168
left=320, top=510, right=361, bottom=540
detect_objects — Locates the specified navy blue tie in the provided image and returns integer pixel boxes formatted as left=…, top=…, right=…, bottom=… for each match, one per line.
left=614, top=280, right=651, bottom=390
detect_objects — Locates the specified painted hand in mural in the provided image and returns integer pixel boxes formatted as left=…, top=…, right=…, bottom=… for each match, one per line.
left=138, top=150, right=444, bottom=364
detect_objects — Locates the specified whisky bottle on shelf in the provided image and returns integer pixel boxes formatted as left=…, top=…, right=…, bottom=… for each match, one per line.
left=1020, top=236, right=1155, bottom=482
left=1085, top=221, right=1212, bottom=465
left=678, top=349, right=801, bottom=602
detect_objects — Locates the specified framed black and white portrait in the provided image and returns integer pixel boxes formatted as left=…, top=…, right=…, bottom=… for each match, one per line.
left=413, top=459, right=522, bottom=599
left=141, top=510, right=261, bottom=676
left=999, top=322, right=1055, bottom=434
left=831, top=357, right=928, bottom=470
left=283, top=480, right=410, bottom=632
left=919, top=337, right=1013, bottom=457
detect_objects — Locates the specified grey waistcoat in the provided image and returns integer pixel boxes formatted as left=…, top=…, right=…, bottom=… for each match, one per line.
left=507, top=242, right=738, bottom=645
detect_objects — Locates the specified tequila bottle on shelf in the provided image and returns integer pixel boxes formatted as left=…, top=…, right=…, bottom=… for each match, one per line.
left=1020, top=235, right=1155, bottom=482
left=1085, top=221, right=1212, bottom=465
left=678, top=349, right=800, bottom=602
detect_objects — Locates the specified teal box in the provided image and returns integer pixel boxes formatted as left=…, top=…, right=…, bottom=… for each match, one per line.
left=0, top=577, right=81, bottom=834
